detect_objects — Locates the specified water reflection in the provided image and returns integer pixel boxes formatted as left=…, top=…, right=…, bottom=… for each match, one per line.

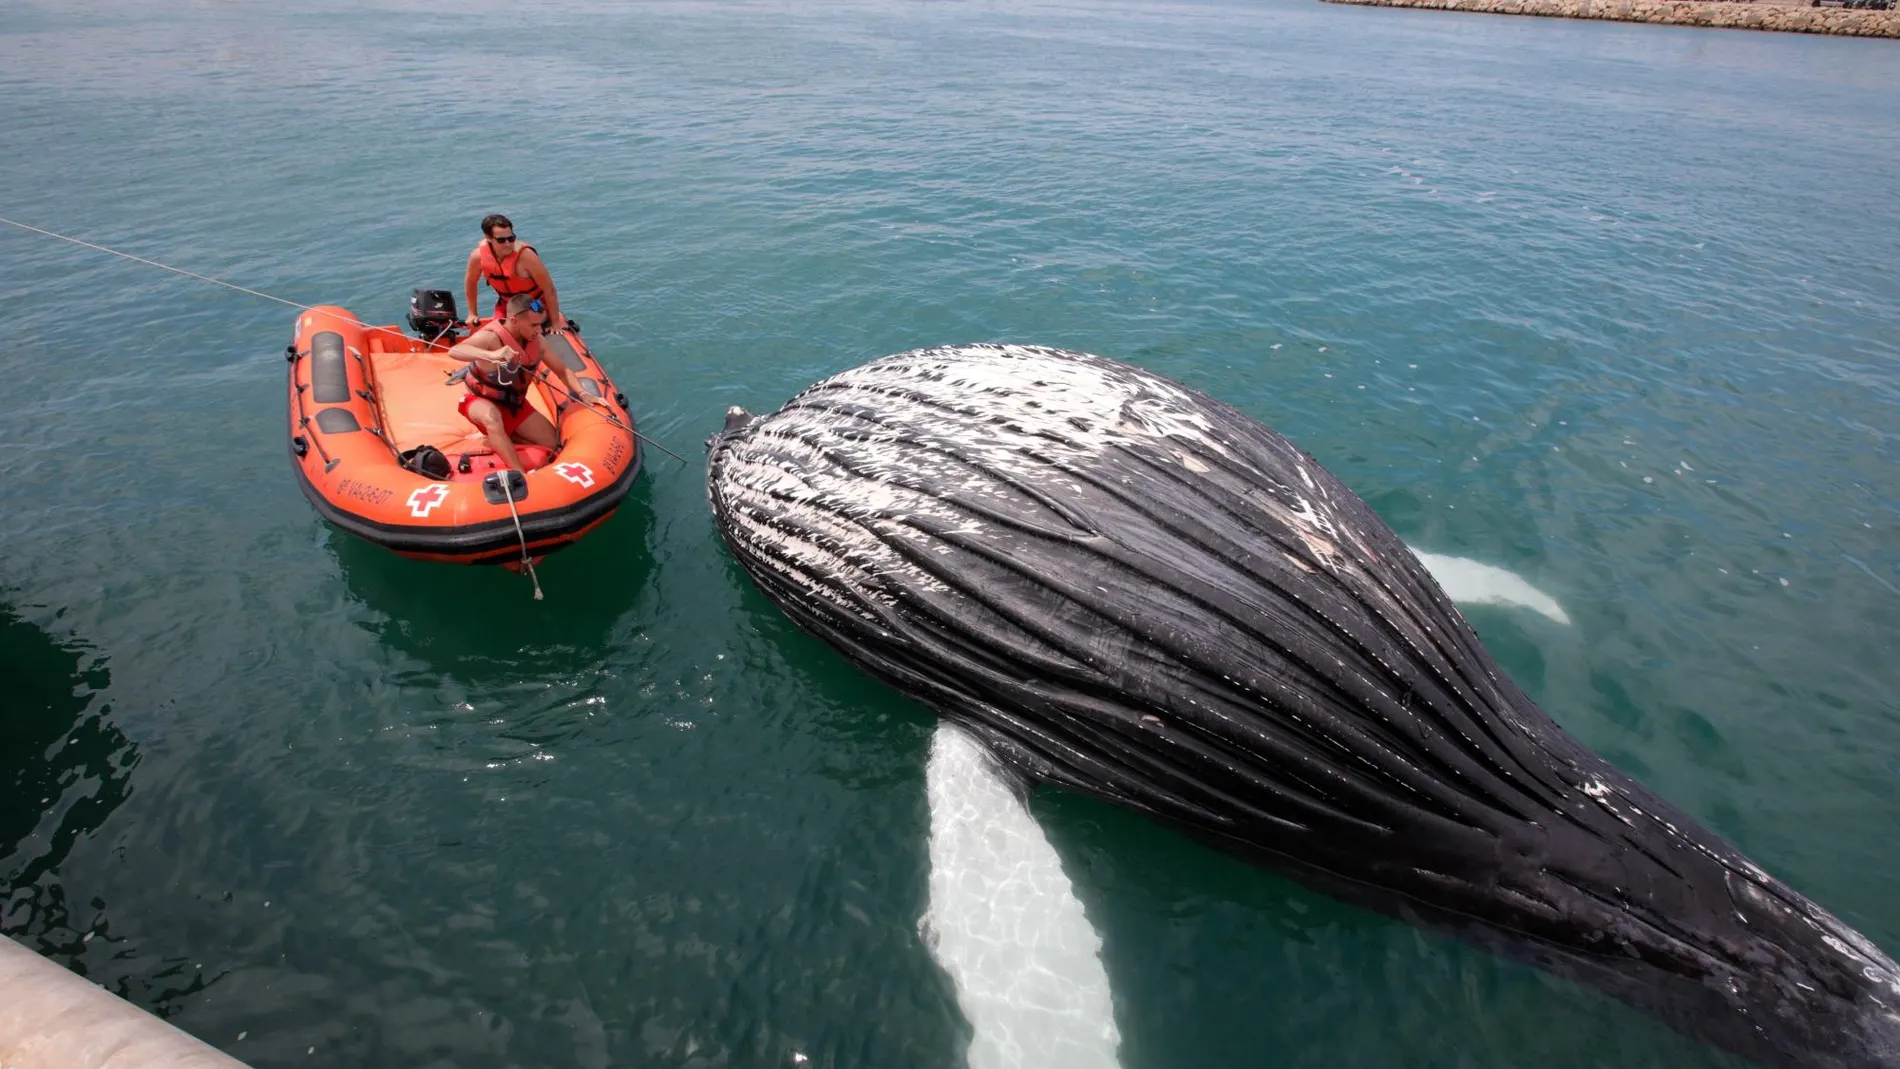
left=321, top=481, right=663, bottom=783
left=326, top=477, right=658, bottom=685
left=713, top=550, right=938, bottom=792
left=0, top=602, right=133, bottom=953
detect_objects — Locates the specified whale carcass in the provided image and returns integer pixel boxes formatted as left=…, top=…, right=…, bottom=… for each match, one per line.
left=705, top=343, right=1900, bottom=1068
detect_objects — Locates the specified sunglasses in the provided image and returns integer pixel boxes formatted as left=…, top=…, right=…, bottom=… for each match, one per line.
left=525, top=298, right=545, bottom=314
left=492, top=234, right=518, bottom=244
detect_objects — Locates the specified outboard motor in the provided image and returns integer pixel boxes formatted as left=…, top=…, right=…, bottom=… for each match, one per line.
left=408, top=289, right=461, bottom=343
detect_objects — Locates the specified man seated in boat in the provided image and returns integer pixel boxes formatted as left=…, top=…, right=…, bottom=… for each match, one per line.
left=462, top=213, right=563, bottom=330
left=446, top=293, right=607, bottom=473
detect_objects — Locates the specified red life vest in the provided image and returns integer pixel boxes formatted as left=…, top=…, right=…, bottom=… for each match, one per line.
left=463, top=320, right=544, bottom=409
left=476, top=239, right=543, bottom=316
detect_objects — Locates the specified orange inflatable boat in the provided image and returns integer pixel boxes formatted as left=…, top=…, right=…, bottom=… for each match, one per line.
left=286, top=291, right=641, bottom=565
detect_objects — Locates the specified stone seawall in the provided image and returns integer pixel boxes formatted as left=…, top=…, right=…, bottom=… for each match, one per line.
left=1320, top=0, right=1900, bottom=37
left=2, top=935, right=254, bottom=1069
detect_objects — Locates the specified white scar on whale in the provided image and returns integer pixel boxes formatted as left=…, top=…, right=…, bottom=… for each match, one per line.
left=919, top=551, right=1568, bottom=1068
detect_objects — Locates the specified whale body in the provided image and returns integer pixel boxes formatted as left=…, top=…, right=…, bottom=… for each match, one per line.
left=705, top=343, right=1900, bottom=1068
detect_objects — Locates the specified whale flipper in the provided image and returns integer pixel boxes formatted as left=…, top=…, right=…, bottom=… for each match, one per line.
left=1412, top=551, right=1571, bottom=626
left=922, top=723, right=1121, bottom=1069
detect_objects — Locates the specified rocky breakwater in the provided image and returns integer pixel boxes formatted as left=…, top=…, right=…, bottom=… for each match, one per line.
left=1320, top=0, right=1900, bottom=36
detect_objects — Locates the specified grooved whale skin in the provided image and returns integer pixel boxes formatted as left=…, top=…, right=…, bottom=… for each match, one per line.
left=706, top=343, right=1900, bottom=1068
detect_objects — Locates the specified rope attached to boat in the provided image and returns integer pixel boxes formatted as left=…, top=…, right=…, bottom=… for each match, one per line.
left=532, top=369, right=692, bottom=465
left=0, top=216, right=685, bottom=463
left=0, top=215, right=312, bottom=311
left=499, top=474, right=544, bottom=601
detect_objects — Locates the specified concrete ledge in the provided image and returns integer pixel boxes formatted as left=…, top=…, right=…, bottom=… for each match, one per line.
left=1320, top=0, right=1900, bottom=37
left=0, top=937, right=251, bottom=1069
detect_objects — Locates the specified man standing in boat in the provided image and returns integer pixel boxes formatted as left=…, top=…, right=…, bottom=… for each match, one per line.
left=447, top=293, right=607, bottom=473
left=463, top=213, right=564, bottom=330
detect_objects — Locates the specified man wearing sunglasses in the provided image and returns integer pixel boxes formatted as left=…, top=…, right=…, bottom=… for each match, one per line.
left=445, top=293, right=607, bottom=473
left=462, top=213, right=564, bottom=330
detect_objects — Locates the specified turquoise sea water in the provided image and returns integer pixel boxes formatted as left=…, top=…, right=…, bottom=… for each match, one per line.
left=4, top=1, right=1899, bottom=1066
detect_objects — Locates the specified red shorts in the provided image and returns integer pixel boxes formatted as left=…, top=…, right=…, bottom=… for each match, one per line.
left=459, top=392, right=534, bottom=436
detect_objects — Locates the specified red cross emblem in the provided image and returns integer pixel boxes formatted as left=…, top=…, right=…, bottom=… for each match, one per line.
left=553, top=462, right=596, bottom=488
left=406, top=483, right=449, bottom=518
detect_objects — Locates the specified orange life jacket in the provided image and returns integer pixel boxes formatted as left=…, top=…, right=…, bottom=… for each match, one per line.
left=464, top=320, right=545, bottom=409
left=476, top=239, right=543, bottom=316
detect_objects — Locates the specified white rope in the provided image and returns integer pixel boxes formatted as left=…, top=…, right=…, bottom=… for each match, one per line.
left=532, top=368, right=690, bottom=465
left=4, top=213, right=688, bottom=471
left=499, top=473, right=544, bottom=600
left=1, top=216, right=309, bottom=310
left=2, top=215, right=412, bottom=336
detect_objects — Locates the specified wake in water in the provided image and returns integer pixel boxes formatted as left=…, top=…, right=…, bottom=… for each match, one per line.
left=918, top=550, right=1569, bottom=1069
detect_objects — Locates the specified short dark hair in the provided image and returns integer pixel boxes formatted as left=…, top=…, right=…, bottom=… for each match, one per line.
left=481, top=214, right=514, bottom=236
left=505, top=293, right=540, bottom=317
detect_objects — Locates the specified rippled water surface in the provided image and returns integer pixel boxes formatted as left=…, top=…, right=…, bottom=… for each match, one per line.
left=3, top=1, right=1898, bottom=1066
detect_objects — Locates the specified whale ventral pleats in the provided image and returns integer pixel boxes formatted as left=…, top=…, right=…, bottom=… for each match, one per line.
left=707, top=343, right=1900, bottom=1069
